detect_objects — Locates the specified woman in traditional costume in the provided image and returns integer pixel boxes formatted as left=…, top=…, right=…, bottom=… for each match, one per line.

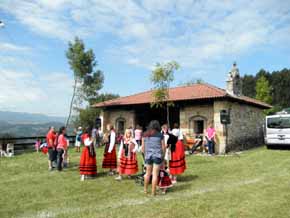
left=115, top=129, right=138, bottom=180
left=79, top=128, right=97, bottom=181
left=170, top=123, right=186, bottom=184
left=102, top=124, right=117, bottom=175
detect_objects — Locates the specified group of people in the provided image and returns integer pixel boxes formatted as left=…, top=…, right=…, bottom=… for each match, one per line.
left=43, top=120, right=216, bottom=196
left=46, top=126, right=69, bottom=171
left=76, top=121, right=187, bottom=196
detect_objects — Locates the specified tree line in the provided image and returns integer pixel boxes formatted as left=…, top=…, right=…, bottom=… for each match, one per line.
left=242, top=68, right=290, bottom=113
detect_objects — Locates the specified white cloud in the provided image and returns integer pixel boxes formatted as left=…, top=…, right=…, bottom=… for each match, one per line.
left=0, top=69, right=73, bottom=116
left=1, top=0, right=290, bottom=82
left=0, top=42, right=30, bottom=52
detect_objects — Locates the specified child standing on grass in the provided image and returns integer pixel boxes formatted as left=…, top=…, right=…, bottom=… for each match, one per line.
left=115, top=129, right=138, bottom=181
left=158, top=161, right=173, bottom=194
left=35, top=139, right=41, bottom=153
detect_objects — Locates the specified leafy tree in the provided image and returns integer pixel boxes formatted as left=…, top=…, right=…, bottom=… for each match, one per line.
left=150, top=61, right=180, bottom=125
left=255, top=75, right=272, bottom=104
left=241, top=75, right=256, bottom=98
left=73, top=93, right=119, bottom=128
left=241, top=68, right=290, bottom=113
left=88, top=93, right=119, bottom=105
left=66, top=37, right=104, bottom=127
left=179, top=78, right=205, bottom=86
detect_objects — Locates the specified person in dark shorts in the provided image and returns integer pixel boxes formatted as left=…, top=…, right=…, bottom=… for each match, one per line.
left=141, top=120, right=166, bottom=196
left=46, top=126, right=57, bottom=171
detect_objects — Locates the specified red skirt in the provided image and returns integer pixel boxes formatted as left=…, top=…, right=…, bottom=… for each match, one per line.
left=118, top=150, right=138, bottom=175
left=79, top=147, right=97, bottom=175
left=169, top=140, right=186, bottom=175
left=158, top=170, right=173, bottom=188
left=102, top=144, right=117, bottom=169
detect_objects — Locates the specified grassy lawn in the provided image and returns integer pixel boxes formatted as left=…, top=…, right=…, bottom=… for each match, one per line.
left=1, top=146, right=290, bottom=218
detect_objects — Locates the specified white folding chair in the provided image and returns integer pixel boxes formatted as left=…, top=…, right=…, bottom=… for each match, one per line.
left=0, top=144, right=7, bottom=157
left=6, top=143, right=14, bottom=157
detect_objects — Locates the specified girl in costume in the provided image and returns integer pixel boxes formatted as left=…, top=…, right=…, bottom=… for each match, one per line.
left=115, top=129, right=138, bottom=180
left=102, top=124, right=117, bottom=175
left=158, top=161, right=173, bottom=194
left=79, top=128, right=97, bottom=181
left=170, top=123, right=186, bottom=184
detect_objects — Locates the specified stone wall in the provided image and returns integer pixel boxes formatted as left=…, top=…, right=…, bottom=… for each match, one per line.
left=213, top=101, right=229, bottom=154
left=226, top=102, right=265, bottom=152
left=214, top=100, right=265, bottom=153
left=180, top=103, right=214, bottom=136
left=101, top=109, right=135, bottom=132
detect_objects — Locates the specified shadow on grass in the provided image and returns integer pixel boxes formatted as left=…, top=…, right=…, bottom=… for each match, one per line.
left=267, top=145, right=290, bottom=150
left=178, top=174, right=199, bottom=183
left=170, top=183, right=193, bottom=193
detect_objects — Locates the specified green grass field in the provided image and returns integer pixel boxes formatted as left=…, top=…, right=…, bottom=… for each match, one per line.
left=1, top=146, right=290, bottom=218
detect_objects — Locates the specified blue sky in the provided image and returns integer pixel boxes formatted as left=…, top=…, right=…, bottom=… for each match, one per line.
left=0, top=0, right=290, bottom=116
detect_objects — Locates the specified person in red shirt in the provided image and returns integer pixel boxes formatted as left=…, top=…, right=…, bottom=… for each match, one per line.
left=46, top=126, right=56, bottom=171
left=56, top=126, right=68, bottom=171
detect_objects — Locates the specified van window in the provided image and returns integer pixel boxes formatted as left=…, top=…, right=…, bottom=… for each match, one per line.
left=267, top=117, right=290, bottom=129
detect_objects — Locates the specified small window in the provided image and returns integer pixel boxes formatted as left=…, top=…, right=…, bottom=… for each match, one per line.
left=194, top=120, right=204, bottom=134
left=189, top=116, right=207, bottom=136
left=116, top=118, right=126, bottom=134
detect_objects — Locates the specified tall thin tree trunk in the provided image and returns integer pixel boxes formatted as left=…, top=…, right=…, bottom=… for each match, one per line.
left=166, top=103, right=170, bottom=126
left=66, top=79, right=77, bottom=128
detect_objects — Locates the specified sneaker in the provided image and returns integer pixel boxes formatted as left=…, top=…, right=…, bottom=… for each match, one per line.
left=80, top=175, right=85, bottom=181
left=115, top=175, right=122, bottom=181
left=108, top=171, right=114, bottom=176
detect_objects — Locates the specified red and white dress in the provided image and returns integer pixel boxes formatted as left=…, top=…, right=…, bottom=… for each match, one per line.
left=158, top=169, right=173, bottom=189
left=79, top=134, right=97, bottom=176
left=102, top=130, right=117, bottom=169
left=169, top=129, right=186, bottom=175
left=118, top=137, right=138, bottom=175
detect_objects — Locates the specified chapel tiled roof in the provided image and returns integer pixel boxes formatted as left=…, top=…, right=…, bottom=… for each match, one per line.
left=93, top=83, right=271, bottom=109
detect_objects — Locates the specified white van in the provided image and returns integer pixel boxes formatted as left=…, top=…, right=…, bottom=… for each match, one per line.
left=265, top=113, right=290, bottom=148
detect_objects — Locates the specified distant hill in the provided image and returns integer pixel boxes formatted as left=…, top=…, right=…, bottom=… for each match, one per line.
left=0, top=111, right=67, bottom=137
left=0, top=111, right=66, bottom=124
